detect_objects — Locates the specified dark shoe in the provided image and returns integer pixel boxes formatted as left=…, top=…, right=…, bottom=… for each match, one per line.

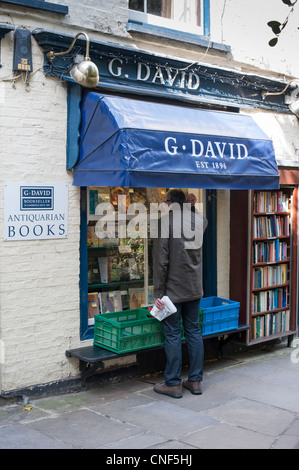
left=154, top=382, right=182, bottom=399
left=182, top=379, right=202, bottom=395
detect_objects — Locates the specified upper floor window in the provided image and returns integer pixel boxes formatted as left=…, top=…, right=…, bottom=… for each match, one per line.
left=129, top=0, right=204, bottom=36
left=0, top=0, right=68, bottom=14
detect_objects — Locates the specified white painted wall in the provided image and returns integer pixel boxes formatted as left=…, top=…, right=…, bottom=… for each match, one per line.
left=0, top=34, right=81, bottom=390
left=210, top=0, right=299, bottom=78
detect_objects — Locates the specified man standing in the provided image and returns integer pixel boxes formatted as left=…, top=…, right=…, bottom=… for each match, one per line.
left=153, top=189, right=208, bottom=399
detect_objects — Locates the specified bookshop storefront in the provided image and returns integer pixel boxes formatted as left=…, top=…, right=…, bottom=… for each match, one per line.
left=32, top=33, right=295, bottom=360
left=1, top=32, right=298, bottom=397
left=69, top=91, right=296, bottom=347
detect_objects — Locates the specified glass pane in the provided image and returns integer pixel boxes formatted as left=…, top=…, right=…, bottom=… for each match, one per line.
left=86, top=186, right=205, bottom=327
left=173, top=0, right=201, bottom=26
left=196, top=0, right=201, bottom=27
left=129, top=0, right=144, bottom=13
left=87, top=187, right=167, bottom=325
left=147, top=0, right=171, bottom=18
left=129, top=0, right=203, bottom=32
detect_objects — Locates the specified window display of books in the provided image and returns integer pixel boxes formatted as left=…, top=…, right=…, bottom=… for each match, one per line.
left=87, top=186, right=160, bottom=321
left=97, top=249, right=145, bottom=284
left=99, top=290, right=123, bottom=314
left=88, top=257, right=101, bottom=284
left=88, top=292, right=100, bottom=325
left=87, top=286, right=155, bottom=322
left=89, top=187, right=111, bottom=215
left=89, top=186, right=167, bottom=216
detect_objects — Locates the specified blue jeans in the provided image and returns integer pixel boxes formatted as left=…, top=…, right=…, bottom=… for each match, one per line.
left=162, top=299, right=204, bottom=386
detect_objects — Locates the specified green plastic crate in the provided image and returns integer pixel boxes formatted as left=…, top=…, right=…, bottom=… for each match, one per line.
left=94, top=308, right=165, bottom=353
left=143, top=305, right=204, bottom=339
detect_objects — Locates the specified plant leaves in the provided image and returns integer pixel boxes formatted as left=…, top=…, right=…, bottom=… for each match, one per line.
left=269, top=37, right=279, bottom=46
left=282, top=0, right=295, bottom=6
left=267, top=20, right=282, bottom=34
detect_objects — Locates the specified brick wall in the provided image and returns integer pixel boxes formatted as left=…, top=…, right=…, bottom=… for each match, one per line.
left=0, top=33, right=81, bottom=390
left=0, top=0, right=298, bottom=392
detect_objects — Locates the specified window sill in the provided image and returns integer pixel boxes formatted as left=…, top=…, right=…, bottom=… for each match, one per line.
left=127, top=21, right=231, bottom=53
left=0, top=0, right=68, bottom=14
left=277, top=159, right=299, bottom=168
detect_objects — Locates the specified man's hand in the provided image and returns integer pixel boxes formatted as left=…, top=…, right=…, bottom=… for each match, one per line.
left=187, top=193, right=197, bottom=206
left=154, top=298, right=165, bottom=309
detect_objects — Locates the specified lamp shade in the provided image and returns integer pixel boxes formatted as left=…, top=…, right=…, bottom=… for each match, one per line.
left=70, top=57, right=99, bottom=88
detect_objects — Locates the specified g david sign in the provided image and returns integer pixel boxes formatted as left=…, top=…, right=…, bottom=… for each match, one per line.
left=4, top=183, right=68, bottom=241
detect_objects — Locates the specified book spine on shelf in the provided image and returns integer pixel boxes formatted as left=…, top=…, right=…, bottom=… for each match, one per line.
left=251, top=310, right=290, bottom=340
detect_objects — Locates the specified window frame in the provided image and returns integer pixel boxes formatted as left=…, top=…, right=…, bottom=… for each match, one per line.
left=0, top=0, right=68, bottom=14
left=80, top=185, right=211, bottom=341
left=129, top=0, right=209, bottom=37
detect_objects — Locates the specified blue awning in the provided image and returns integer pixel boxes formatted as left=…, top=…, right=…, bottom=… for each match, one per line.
left=73, top=92, right=279, bottom=189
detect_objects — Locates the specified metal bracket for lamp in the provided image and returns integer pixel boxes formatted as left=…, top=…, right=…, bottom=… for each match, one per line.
left=262, top=79, right=299, bottom=117
left=47, top=32, right=99, bottom=88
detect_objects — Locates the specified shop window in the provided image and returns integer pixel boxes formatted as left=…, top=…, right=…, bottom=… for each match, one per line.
left=82, top=186, right=205, bottom=338
left=129, top=0, right=205, bottom=36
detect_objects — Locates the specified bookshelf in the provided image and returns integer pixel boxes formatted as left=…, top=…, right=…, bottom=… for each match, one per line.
left=249, top=189, right=294, bottom=343
left=230, top=188, right=297, bottom=346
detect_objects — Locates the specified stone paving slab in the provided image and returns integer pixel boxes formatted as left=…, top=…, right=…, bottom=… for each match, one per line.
left=0, top=344, right=299, bottom=450
left=234, top=381, right=299, bottom=414
left=102, top=431, right=169, bottom=449
left=0, top=424, right=73, bottom=449
left=105, top=400, right=218, bottom=440
left=261, top=369, right=299, bottom=389
left=180, top=422, right=276, bottom=449
left=203, top=397, right=294, bottom=436
left=284, top=418, right=299, bottom=436
left=27, top=409, right=142, bottom=449
left=272, top=435, right=299, bottom=449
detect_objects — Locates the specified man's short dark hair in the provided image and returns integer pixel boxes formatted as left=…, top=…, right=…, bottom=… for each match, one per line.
left=165, top=189, right=186, bottom=207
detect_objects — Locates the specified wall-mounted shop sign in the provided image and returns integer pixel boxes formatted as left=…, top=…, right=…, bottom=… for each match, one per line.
left=106, top=57, right=201, bottom=92
left=33, top=29, right=288, bottom=113
left=4, top=183, right=68, bottom=241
